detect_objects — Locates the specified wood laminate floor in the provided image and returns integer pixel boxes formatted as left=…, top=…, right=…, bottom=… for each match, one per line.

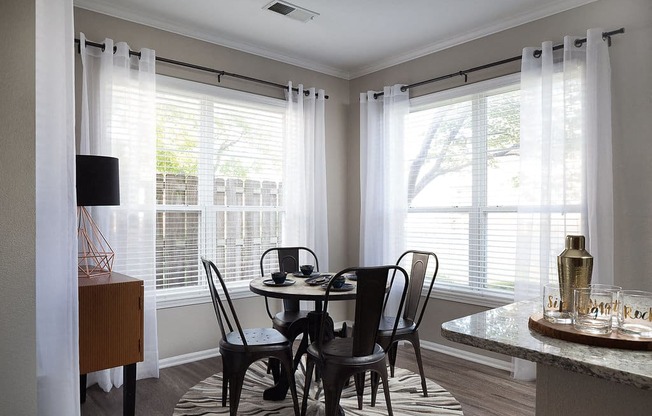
left=80, top=346, right=535, bottom=416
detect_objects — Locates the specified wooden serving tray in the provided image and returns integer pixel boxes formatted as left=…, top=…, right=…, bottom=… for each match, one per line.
left=528, top=313, right=652, bottom=351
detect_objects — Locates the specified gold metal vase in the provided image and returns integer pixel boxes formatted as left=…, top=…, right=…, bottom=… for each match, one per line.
left=557, top=235, right=593, bottom=316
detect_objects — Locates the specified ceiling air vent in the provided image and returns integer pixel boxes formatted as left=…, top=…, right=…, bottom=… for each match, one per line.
left=264, top=1, right=319, bottom=23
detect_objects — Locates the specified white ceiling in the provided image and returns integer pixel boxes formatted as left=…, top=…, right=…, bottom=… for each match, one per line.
left=74, top=0, right=597, bottom=79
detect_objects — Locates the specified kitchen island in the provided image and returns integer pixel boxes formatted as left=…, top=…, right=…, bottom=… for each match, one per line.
left=441, top=300, right=652, bottom=415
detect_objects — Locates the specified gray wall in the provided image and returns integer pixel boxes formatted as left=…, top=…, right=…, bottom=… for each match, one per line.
left=3, top=0, right=647, bottom=410
left=349, top=0, right=652, bottom=349
left=75, top=0, right=652, bottom=361
left=73, top=9, right=352, bottom=278
left=73, top=8, right=353, bottom=359
left=0, top=1, right=37, bottom=413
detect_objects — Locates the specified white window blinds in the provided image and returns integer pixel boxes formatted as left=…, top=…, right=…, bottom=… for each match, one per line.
left=155, top=76, right=286, bottom=297
left=404, top=74, right=581, bottom=297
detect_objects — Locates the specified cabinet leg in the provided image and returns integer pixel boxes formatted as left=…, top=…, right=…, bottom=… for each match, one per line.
left=123, top=363, right=136, bottom=416
left=80, top=374, right=87, bottom=404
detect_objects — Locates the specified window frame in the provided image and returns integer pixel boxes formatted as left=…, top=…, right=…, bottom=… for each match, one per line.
left=154, top=75, right=287, bottom=308
left=407, top=73, right=523, bottom=304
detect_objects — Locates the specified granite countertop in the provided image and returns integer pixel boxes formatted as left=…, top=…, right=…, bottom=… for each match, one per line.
left=441, top=299, right=652, bottom=390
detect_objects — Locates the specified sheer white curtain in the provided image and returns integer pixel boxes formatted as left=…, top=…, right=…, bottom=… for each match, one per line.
left=35, top=0, right=79, bottom=414
left=79, top=33, right=159, bottom=391
left=283, top=82, right=329, bottom=267
left=360, top=85, right=409, bottom=313
left=359, top=85, right=409, bottom=266
left=513, top=28, right=613, bottom=380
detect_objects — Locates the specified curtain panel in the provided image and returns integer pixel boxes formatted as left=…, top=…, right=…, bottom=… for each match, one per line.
left=35, top=0, right=79, bottom=413
left=359, top=85, right=409, bottom=314
left=513, top=28, right=614, bottom=380
left=359, top=85, right=409, bottom=266
left=79, top=33, right=159, bottom=391
left=283, top=83, right=329, bottom=268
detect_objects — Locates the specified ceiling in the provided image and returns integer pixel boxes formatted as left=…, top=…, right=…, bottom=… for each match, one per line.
left=74, top=0, right=597, bottom=79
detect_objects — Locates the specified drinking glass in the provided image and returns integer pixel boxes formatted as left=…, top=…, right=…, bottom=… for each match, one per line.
left=543, top=284, right=571, bottom=324
left=617, top=290, right=652, bottom=338
left=573, top=287, right=615, bottom=334
left=589, top=284, right=622, bottom=326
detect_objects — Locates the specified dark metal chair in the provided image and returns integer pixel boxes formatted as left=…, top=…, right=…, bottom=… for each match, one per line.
left=260, top=247, right=319, bottom=372
left=201, top=257, right=300, bottom=416
left=376, top=250, right=439, bottom=397
left=301, top=265, right=409, bottom=416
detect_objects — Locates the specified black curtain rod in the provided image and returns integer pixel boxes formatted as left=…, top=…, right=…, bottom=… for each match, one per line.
left=74, top=38, right=328, bottom=99
left=374, top=27, right=624, bottom=99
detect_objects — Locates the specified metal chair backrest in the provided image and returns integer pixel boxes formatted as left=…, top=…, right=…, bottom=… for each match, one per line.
left=260, top=247, right=320, bottom=313
left=319, top=265, right=409, bottom=358
left=201, top=257, right=248, bottom=346
left=390, top=250, right=439, bottom=328
left=259, top=246, right=320, bottom=276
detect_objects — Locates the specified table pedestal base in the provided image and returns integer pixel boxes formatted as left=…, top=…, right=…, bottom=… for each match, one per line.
left=263, top=311, right=347, bottom=403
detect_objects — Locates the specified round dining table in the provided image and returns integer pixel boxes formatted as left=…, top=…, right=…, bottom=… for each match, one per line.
left=249, top=273, right=357, bottom=310
left=249, top=273, right=357, bottom=402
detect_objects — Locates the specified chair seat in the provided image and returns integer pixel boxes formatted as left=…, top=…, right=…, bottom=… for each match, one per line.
left=202, top=258, right=300, bottom=415
left=307, top=338, right=385, bottom=365
left=273, top=310, right=311, bottom=329
left=377, top=317, right=416, bottom=336
left=223, top=328, right=290, bottom=348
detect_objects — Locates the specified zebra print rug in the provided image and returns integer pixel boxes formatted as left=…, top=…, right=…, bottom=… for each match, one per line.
left=174, top=360, right=463, bottom=415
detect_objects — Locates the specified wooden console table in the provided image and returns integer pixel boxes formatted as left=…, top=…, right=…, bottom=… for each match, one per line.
left=79, top=272, right=144, bottom=416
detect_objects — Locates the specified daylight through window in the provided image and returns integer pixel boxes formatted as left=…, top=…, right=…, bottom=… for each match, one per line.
left=155, top=76, right=286, bottom=297
left=404, top=74, right=580, bottom=297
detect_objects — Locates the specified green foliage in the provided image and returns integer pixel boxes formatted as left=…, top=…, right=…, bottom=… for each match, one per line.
left=408, top=90, right=520, bottom=203
left=155, top=101, right=274, bottom=181
left=486, top=92, right=520, bottom=167
left=156, top=104, right=199, bottom=175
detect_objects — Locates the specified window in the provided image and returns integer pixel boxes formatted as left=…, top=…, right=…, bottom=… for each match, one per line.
left=155, top=76, right=286, bottom=300
left=404, top=74, right=580, bottom=298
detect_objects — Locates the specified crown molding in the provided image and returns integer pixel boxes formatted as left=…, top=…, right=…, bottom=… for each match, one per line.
left=74, top=0, right=351, bottom=79
left=75, top=0, right=597, bottom=80
left=349, top=0, right=598, bottom=78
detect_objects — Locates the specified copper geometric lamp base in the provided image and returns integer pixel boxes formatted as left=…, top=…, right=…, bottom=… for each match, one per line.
left=78, top=206, right=114, bottom=278
left=76, top=155, right=120, bottom=278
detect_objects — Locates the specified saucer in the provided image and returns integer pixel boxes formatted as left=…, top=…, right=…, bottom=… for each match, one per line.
left=321, top=282, right=354, bottom=292
left=342, top=272, right=357, bottom=281
left=305, top=275, right=330, bottom=286
left=263, top=278, right=296, bottom=287
left=292, top=272, right=320, bottom=278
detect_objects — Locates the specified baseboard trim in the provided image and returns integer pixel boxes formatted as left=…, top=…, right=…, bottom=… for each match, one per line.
left=160, top=340, right=512, bottom=373
left=420, top=340, right=513, bottom=372
left=159, top=347, right=221, bottom=369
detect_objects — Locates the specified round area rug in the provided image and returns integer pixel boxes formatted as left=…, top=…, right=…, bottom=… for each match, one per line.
left=174, top=360, right=463, bottom=415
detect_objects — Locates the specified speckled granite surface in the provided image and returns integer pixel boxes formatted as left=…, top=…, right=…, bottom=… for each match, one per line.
left=441, top=300, right=652, bottom=390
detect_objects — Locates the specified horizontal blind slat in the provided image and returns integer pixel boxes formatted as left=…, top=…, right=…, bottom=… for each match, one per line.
left=154, top=75, right=286, bottom=293
left=405, top=76, right=581, bottom=295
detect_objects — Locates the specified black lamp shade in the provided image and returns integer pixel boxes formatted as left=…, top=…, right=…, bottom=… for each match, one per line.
left=76, top=155, right=120, bottom=206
